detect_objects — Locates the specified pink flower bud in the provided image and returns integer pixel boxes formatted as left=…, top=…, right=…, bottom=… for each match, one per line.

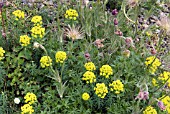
left=143, top=91, right=149, bottom=100
left=125, top=37, right=133, bottom=44
left=135, top=90, right=149, bottom=100
left=84, top=52, right=90, bottom=60
left=0, top=2, right=4, bottom=8
left=114, top=18, right=118, bottom=25
left=2, top=32, right=6, bottom=37
left=6, top=1, right=10, bottom=6
left=94, top=39, right=104, bottom=48
left=112, top=9, right=118, bottom=16
left=157, top=101, right=166, bottom=110
left=135, top=91, right=144, bottom=100
left=115, top=30, right=123, bottom=36
left=125, top=37, right=135, bottom=48
left=151, top=48, right=157, bottom=55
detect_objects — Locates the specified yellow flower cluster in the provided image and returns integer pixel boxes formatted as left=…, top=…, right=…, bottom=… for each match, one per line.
left=55, top=51, right=67, bottom=63
left=21, top=104, right=34, bottom=114
left=109, top=80, right=124, bottom=94
left=82, top=71, right=96, bottom=84
left=152, top=78, right=157, bottom=86
left=82, top=92, right=90, bottom=101
left=19, top=35, right=31, bottom=46
left=94, top=83, right=108, bottom=98
left=146, top=32, right=151, bottom=37
left=12, top=10, right=24, bottom=20
left=145, top=56, right=161, bottom=74
left=0, top=47, right=5, bottom=61
left=31, top=15, right=43, bottom=26
left=100, top=65, right=113, bottom=78
left=30, top=26, right=45, bottom=38
left=24, top=92, right=37, bottom=105
left=160, top=96, right=170, bottom=113
left=30, top=15, right=45, bottom=38
left=64, top=9, right=78, bottom=20
left=152, top=71, right=170, bottom=87
left=40, top=56, right=52, bottom=68
left=158, top=71, right=170, bottom=87
left=143, top=106, right=157, bottom=114
left=84, top=62, right=96, bottom=71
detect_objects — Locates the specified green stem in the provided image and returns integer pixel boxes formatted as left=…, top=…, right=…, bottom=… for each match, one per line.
left=159, top=91, right=170, bottom=100
left=133, top=5, right=140, bottom=38
left=43, top=48, right=61, bottom=82
left=123, top=6, right=135, bottom=24
left=133, top=99, right=141, bottom=114
left=60, top=61, right=65, bottom=80
left=1, top=7, right=8, bottom=47
left=79, top=0, right=83, bottom=25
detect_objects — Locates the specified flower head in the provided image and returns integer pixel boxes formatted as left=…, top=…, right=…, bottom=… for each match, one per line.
left=33, top=42, right=40, bottom=48
left=31, top=15, right=43, bottom=26
left=135, top=90, right=149, bottom=100
left=158, top=71, right=170, bottom=88
left=84, top=62, right=96, bottom=71
left=94, top=39, right=105, bottom=48
left=109, top=80, right=124, bottom=94
left=55, top=51, right=67, bottom=63
left=158, top=71, right=170, bottom=82
left=143, top=106, right=157, bottom=114
left=82, top=92, right=90, bottom=101
left=160, top=95, right=170, bottom=113
left=112, top=9, right=118, bottom=16
left=82, top=71, right=96, bottom=84
left=83, top=0, right=89, bottom=6
left=114, top=18, right=118, bottom=25
left=24, top=92, right=37, bottom=105
left=64, top=9, right=78, bottom=20
left=14, top=98, right=20, bottom=104
left=84, top=52, right=91, bottom=60
left=21, top=104, right=34, bottom=114
left=152, top=78, right=157, bottom=86
left=126, top=0, right=139, bottom=7
left=0, top=2, right=4, bottom=8
left=151, top=48, right=157, bottom=55
left=19, top=35, right=31, bottom=46
left=157, top=101, right=166, bottom=110
left=115, top=30, right=123, bottom=36
left=65, top=25, right=84, bottom=41
left=12, top=10, right=24, bottom=20
left=94, top=83, right=108, bottom=98
left=0, top=47, right=5, bottom=60
left=30, top=26, right=45, bottom=38
left=157, top=13, right=170, bottom=35
left=40, top=56, right=52, bottom=68
left=125, top=37, right=134, bottom=46
left=100, top=65, right=113, bottom=78
left=145, top=56, right=161, bottom=74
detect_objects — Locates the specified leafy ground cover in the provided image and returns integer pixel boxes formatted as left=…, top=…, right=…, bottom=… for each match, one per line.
left=0, top=0, right=170, bottom=114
